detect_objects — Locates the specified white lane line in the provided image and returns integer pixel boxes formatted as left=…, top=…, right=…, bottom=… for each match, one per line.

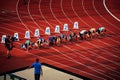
left=81, top=0, right=120, bottom=54
left=13, top=46, right=104, bottom=80
left=61, top=0, right=73, bottom=23
left=38, top=0, right=54, bottom=29
left=82, top=0, right=101, bottom=26
left=64, top=44, right=120, bottom=75
left=71, top=0, right=91, bottom=28
left=16, top=0, right=34, bottom=35
left=50, top=0, right=63, bottom=25
left=27, top=0, right=44, bottom=32
left=92, top=0, right=120, bottom=31
left=52, top=47, right=111, bottom=79
left=103, top=0, right=120, bottom=22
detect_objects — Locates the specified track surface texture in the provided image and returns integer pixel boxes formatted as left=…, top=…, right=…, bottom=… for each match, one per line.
left=0, top=0, right=120, bottom=80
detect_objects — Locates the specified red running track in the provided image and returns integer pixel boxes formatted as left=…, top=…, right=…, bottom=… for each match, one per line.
left=0, top=0, right=120, bottom=80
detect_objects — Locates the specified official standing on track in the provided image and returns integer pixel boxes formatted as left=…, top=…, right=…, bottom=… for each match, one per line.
left=30, top=58, right=43, bottom=80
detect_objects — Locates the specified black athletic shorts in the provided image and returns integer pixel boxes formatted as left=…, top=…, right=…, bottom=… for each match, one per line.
left=6, top=44, right=12, bottom=51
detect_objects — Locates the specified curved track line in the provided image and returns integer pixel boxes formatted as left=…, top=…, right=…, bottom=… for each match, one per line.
left=71, top=2, right=120, bottom=58
left=86, top=41, right=120, bottom=59
left=50, top=0, right=119, bottom=77
left=71, top=0, right=91, bottom=28
left=82, top=0, right=101, bottom=26
left=0, top=42, right=102, bottom=80
left=82, top=0, right=120, bottom=35
left=16, top=0, right=34, bottom=35
left=64, top=44, right=120, bottom=74
left=0, top=0, right=118, bottom=79
left=0, top=28, right=119, bottom=79
left=4, top=41, right=105, bottom=80
left=42, top=47, right=112, bottom=78
left=93, top=0, right=120, bottom=31
left=40, top=49, right=117, bottom=76
left=0, top=22, right=119, bottom=77
left=50, top=0, right=63, bottom=25
left=88, top=2, right=120, bottom=43
left=38, top=0, right=54, bottom=29
left=61, top=0, right=73, bottom=24
left=32, top=0, right=106, bottom=78
left=0, top=22, right=26, bottom=31
left=30, top=36, right=119, bottom=77
left=81, top=0, right=120, bottom=46
left=103, top=0, right=120, bottom=22
left=0, top=27, right=24, bottom=35
left=95, top=39, right=120, bottom=51
left=39, top=0, right=114, bottom=78
left=93, top=0, right=120, bottom=45
left=26, top=50, right=105, bottom=80
left=52, top=47, right=110, bottom=79
left=4, top=39, right=107, bottom=79
left=72, top=48, right=117, bottom=69
left=75, top=43, right=120, bottom=65
left=1, top=0, right=118, bottom=79
left=70, top=0, right=120, bottom=75
left=0, top=18, right=40, bottom=40
left=10, top=0, right=120, bottom=63
left=28, top=0, right=119, bottom=75
left=71, top=0, right=120, bottom=36
left=61, top=0, right=120, bottom=72
left=71, top=48, right=120, bottom=78
left=27, top=0, right=44, bottom=32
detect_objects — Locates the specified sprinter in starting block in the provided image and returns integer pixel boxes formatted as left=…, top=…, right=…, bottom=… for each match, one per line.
left=96, top=27, right=106, bottom=37
left=79, top=30, right=89, bottom=40
left=88, top=28, right=97, bottom=39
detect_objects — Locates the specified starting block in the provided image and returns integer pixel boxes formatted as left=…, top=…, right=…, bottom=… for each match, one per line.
left=1, top=35, right=6, bottom=43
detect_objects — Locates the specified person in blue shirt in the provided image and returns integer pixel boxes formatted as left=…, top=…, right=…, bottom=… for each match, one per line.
left=31, top=58, right=43, bottom=80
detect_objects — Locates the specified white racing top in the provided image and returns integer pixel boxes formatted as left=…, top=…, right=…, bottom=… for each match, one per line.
left=101, top=27, right=105, bottom=30
left=90, top=28, right=96, bottom=32
left=80, top=30, right=87, bottom=34
left=98, top=27, right=105, bottom=31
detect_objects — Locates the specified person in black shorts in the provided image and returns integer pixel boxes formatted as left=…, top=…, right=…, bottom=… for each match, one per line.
left=5, top=35, right=13, bottom=58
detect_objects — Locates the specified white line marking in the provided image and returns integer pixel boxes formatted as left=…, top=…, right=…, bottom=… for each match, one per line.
left=103, top=0, right=120, bottom=22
